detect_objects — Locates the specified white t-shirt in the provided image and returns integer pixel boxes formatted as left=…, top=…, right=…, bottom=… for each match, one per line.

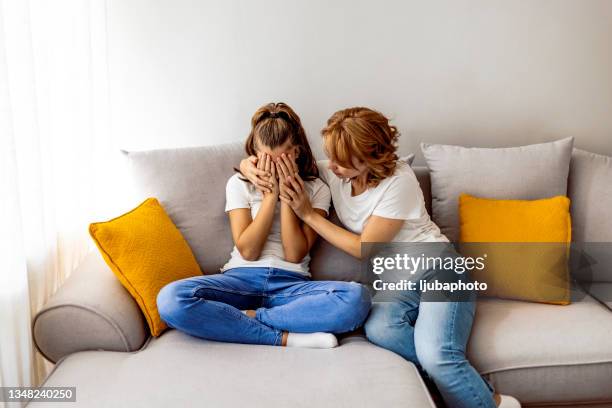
left=317, top=160, right=448, bottom=242
left=221, top=173, right=331, bottom=276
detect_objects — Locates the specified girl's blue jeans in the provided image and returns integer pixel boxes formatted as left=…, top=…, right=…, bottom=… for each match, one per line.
left=157, top=267, right=372, bottom=346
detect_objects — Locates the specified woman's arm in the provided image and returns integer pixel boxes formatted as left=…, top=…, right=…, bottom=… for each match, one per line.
left=281, top=174, right=404, bottom=259
left=228, top=154, right=279, bottom=261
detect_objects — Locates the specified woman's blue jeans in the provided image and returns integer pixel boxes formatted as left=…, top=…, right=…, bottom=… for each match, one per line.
left=364, top=247, right=497, bottom=408
left=157, top=267, right=372, bottom=346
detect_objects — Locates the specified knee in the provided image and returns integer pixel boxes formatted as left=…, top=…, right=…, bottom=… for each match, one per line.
left=342, top=283, right=372, bottom=324
left=156, top=280, right=188, bottom=325
left=363, top=303, right=394, bottom=346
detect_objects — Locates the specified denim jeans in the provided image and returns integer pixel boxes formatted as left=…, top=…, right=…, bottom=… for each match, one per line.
left=156, top=267, right=372, bottom=346
left=364, top=246, right=497, bottom=408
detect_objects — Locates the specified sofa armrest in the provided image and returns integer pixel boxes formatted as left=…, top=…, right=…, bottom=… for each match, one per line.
left=32, top=251, right=149, bottom=363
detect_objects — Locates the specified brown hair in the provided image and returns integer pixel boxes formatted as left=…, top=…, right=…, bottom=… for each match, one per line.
left=321, top=107, right=399, bottom=187
left=239, top=102, right=318, bottom=181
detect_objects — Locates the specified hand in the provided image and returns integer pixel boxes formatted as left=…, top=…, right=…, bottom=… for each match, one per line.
left=259, top=153, right=279, bottom=200
left=279, top=171, right=315, bottom=221
left=275, top=153, right=299, bottom=200
left=240, top=154, right=273, bottom=194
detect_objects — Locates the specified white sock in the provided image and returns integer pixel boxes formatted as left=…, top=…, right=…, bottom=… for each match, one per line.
left=285, top=332, right=338, bottom=349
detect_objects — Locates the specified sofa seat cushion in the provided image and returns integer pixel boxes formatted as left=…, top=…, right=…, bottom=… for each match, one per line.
left=32, top=330, right=435, bottom=408
left=468, top=292, right=612, bottom=405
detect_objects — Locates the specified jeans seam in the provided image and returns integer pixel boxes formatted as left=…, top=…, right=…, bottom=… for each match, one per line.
left=268, top=289, right=330, bottom=300
left=450, top=301, right=486, bottom=408
left=191, top=285, right=261, bottom=298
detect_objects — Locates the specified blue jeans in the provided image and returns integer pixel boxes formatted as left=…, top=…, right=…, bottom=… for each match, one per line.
left=157, top=267, right=372, bottom=345
left=364, top=247, right=496, bottom=408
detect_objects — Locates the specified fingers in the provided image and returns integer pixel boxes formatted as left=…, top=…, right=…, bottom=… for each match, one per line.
left=279, top=195, right=294, bottom=207
left=265, top=154, right=271, bottom=174
left=249, top=155, right=258, bottom=164
left=287, top=153, right=299, bottom=174
left=270, top=160, right=276, bottom=180
left=283, top=183, right=299, bottom=201
left=287, top=175, right=303, bottom=194
left=281, top=153, right=298, bottom=177
left=293, top=172, right=305, bottom=190
left=277, top=156, right=290, bottom=181
left=255, top=172, right=272, bottom=192
left=275, top=162, right=284, bottom=183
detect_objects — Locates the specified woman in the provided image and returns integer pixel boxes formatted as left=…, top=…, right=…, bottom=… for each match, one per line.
left=239, top=107, right=517, bottom=408
left=157, top=102, right=371, bottom=349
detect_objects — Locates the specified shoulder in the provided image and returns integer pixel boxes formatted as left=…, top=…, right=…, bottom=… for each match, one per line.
left=226, top=173, right=253, bottom=195
left=376, top=161, right=419, bottom=192
left=305, top=177, right=330, bottom=197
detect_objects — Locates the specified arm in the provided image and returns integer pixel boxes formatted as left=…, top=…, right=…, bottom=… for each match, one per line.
left=228, top=154, right=279, bottom=261
left=276, top=153, right=325, bottom=262
left=280, top=204, right=328, bottom=263
left=281, top=174, right=404, bottom=259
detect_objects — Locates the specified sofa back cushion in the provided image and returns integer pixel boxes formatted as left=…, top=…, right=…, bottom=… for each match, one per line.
left=421, top=137, right=574, bottom=242
left=125, top=143, right=244, bottom=274
left=568, top=148, right=612, bottom=283
left=568, top=148, right=612, bottom=242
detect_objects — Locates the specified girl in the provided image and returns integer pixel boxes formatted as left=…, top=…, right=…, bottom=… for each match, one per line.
left=156, top=102, right=371, bottom=349
left=239, top=107, right=518, bottom=407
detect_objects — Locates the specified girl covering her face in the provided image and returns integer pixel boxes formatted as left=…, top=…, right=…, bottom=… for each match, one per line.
left=156, top=102, right=371, bottom=350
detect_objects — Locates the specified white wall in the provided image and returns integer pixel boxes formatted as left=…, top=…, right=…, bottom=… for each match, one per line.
left=107, top=0, right=612, bottom=163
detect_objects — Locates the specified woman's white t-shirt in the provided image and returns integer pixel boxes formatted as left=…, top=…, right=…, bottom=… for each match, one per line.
left=317, top=160, right=448, bottom=242
left=221, top=173, right=331, bottom=276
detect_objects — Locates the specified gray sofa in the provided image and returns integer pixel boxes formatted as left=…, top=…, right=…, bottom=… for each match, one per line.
left=31, top=143, right=612, bottom=407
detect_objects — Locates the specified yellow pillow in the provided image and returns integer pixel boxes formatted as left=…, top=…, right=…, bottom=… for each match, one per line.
left=458, top=194, right=571, bottom=305
left=89, top=198, right=202, bottom=336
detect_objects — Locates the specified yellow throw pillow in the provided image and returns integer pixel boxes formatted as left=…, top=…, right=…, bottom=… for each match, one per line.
left=459, top=194, right=571, bottom=305
left=89, top=198, right=202, bottom=336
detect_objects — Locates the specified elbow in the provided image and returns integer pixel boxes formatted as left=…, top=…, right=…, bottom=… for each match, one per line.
left=283, top=247, right=307, bottom=264
left=284, top=253, right=305, bottom=264
left=237, top=245, right=260, bottom=262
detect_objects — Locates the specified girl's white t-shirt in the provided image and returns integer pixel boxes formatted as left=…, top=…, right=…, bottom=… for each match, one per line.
left=317, top=160, right=449, bottom=243
left=221, top=173, right=331, bottom=276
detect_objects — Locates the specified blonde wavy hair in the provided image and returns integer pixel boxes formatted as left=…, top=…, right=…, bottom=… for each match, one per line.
left=321, top=107, right=400, bottom=187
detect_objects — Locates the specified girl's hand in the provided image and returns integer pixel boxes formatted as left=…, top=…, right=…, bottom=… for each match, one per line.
left=279, top=171, right=315, bottom=221
left=275, top=153, right=299, bottom=200
left=260, top=153, right=279, bottom=200
left=240, top=154, right=273, bottom=194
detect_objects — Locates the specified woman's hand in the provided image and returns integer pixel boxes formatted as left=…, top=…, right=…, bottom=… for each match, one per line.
left=260, top=153, right=279, bottom=200
left=239, top=154, right=273, bottom=194
left=279, top=170, right=315, bottom=221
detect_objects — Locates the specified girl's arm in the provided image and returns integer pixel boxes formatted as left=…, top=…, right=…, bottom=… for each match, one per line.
left=279, top=203, right=327, bottom=263
left=280, top=175, right=404, bottom=259
left=228, top=154, right=279, bottom=261
left=276, top=153, right=325, bottom=262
